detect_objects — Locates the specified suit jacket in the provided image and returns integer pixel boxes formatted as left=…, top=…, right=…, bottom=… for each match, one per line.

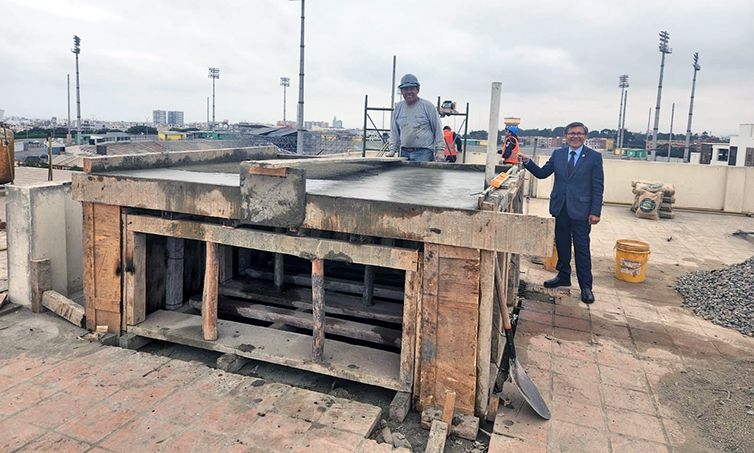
left=524, top=145, right=604, bottom=220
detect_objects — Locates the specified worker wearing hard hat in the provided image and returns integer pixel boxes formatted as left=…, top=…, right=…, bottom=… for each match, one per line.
left=442, top=126, right=459, bottom=163
left=500, top=125, right=521, bottom=164
left=388, top=74, right=444, bottom=161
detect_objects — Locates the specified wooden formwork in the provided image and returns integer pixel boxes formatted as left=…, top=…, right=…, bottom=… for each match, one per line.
left=71, top=147, right=554, bottom=418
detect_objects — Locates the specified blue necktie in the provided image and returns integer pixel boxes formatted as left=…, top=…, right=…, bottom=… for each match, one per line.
left=568, top=151, right=576, bottom=176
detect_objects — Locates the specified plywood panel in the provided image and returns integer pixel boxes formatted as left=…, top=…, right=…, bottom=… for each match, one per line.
left=419, top=244, right=480, bottom=416
left=82, top=202, right=122, bottom=332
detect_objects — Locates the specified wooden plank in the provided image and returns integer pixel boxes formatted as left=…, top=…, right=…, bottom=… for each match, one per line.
left=82, top=146, right=278, bottom=173
left=476, top=250, right=495, bottom=416
left=202, top=242, right=219, bottom=341
left=303, top=194, right=554, bottom=255
left=311, top=259, right=325, bottom=362
left=41, top=290, right=85, bottom=327
left=221, top=279, right=403, bottom=323
left=419, top=243, right=440, bottom=411
left=188, top=296, right=402, bottom=347
left=425, top=420, right=448, bottom=453
left=123, top=216, right=147, bottom=327
left=82, top=203, right=122, bottom=333
left=389, top=392, right=411, bottom=423
left=127, top=215, right=420, bottom=271
left=245, top=268, right=405, bottom=301
left=419, top=244, right=480, bottom=416
left=401, top=269, right=419, bottom=387
left=30, top=259, right=51, bottom=314
left=130, top=310, right=408, bottom=391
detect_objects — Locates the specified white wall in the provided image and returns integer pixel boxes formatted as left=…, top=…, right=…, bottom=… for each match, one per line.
left=6, top=182, right=83, bottom=306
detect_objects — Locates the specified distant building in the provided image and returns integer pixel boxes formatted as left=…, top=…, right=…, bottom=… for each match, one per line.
left=1, top=108, right=6, bottom=120
left=304, top=120, right=328, bottom=130
left=153, top=110, right=167, bottom=125
left=707, top=124, right=754, bottom=167
left=167, top=111, right=184, bottom=127
left=332, top=116, right=343, bottom=129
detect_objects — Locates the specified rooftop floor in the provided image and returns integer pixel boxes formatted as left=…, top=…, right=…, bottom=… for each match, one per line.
left=2, top=166, right=754, bottom=452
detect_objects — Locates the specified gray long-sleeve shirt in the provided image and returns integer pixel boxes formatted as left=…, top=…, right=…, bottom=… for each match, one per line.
left=390, top=98, right=444, bottom=154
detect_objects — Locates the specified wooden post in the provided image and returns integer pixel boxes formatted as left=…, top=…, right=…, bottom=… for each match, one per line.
left=165, top=237, right=184, bottom=310
left=202, top=242, right=219, bottom=341
left=273, top=228, right=285, bottom=291
left=311, top=258, right=325, bottom=362
left=362, top=265, right=375, bottom=306
left=441, top=390, right=456, bottom=436
left=30, top=259, right=52, bottom=313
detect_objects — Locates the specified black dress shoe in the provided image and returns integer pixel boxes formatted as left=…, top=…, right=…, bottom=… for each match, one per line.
left=581, top=288, right=595, bottom=304
left=544, top=277, right=571, bottom=288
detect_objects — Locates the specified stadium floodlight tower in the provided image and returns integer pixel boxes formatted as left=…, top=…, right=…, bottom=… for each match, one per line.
left=280, top=77, right=290, bottom=124
left=72, top=35, right=82, bottom=145
left=683, top=53, right=701, bottom=163
left=208, top=67, right=220, bottom=130
left=651, top=30, right=672, bottom=161
left=616, top=75, right=629, bottom=150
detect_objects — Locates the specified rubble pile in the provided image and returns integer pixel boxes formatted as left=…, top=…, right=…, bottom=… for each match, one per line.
left=676, top=256, right=754, bottom=337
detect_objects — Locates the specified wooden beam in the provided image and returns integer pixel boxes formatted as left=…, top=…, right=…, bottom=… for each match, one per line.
left=441, top=390, right=456, bottom=435
left=130, top=310, right=408, bottom=391
left=202, top=242, right=219, bottom=341
left=311, top=259, right=325, bottom=363
left=41, top=290, right=85, bottom=327
left=425, top=420, right=448, bottom=453
left=30, top=259, right=51, bottom=314
left=188, top=297, right=402, bottom=348
left=303, top=194, right=554, bottom=255
left=127, top=215, right=420, bottom=271
left=476, top=250, right=495, bottom=416
left=123, top=221, right=146, bottom=326
left=165, top=237, right=184, bottom=310
left=401, top=269, right=419, bottom=387
left=222, top=279, right=403, bottom=324
left=245, top=268, right=405, bottom=301
left=389, top=392, right=411, bottom=423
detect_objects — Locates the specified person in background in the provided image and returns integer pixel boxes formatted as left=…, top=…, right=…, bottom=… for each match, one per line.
left=388, top=74, right=443, bottom=162
left=518, top=121, right=604, bottom=304
left=500, top=125, right=521, bottom=165
left=442, top=126, right=458, bottom=163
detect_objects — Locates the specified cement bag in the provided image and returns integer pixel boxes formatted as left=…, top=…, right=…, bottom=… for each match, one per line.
left=661, top=183, right=675, bottom=196
left=633, top=181, right=665, bottom=194
left=635, top=189, right=662, bottom=220
left=631, top=194, right=639, bottom=212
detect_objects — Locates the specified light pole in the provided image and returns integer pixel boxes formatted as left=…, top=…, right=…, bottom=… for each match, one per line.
left=616, top=75, right=629, bottom=151
left=684, top=53, right=701, bottom=163
left=208, top=67, right=220, bottom=130
left=280, top=77, right=290, bottom=124
left=291, top=0, right=305, bottom=154
left=72, top=35, right=82, bottom=145
left=651, top=30, right=672, bottom=161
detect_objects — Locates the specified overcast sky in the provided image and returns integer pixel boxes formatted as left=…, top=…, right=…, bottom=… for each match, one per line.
left=2, top=0, right=753, bottom=136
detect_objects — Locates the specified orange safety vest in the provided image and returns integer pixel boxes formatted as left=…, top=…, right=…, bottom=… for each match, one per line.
left=502, top=135, right=520, bottom=163
left=443, top=130, right=457, bottom=156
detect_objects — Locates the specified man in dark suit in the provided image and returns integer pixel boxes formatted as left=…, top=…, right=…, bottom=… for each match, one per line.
left=519, top=122, right=604, bottom=304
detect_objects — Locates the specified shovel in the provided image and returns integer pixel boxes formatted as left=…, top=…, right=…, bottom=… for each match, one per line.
left=494, top=259, right=551, bottom=420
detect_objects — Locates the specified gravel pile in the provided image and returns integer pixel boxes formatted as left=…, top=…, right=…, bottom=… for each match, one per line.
left=676, top=256, right=754, bottom=337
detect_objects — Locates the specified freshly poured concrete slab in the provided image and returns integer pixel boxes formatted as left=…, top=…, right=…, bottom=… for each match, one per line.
left=101, top=165, right=488, bottom=211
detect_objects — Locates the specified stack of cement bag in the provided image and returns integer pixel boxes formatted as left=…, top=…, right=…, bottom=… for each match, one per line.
left=631, top=180, right=676, bottom=220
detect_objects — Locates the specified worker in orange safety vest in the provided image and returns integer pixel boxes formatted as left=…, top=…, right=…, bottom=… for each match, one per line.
left=500, top=125, right=521, bottom=164
left=443, top=126, right=458, bottom=163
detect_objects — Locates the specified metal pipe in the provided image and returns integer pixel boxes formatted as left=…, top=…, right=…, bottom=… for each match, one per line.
left=620, top=89, right=628, bottom=149
left=311, top=258, right=325, bottom=362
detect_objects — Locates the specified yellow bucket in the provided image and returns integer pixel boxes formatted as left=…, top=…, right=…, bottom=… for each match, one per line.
left=614, top=239, right=650, bottom=283
left=543, top=242, right=558, bottom=271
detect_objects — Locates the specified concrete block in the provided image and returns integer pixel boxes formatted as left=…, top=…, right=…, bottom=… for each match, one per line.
left=7, top=182, right=82, bottom=307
